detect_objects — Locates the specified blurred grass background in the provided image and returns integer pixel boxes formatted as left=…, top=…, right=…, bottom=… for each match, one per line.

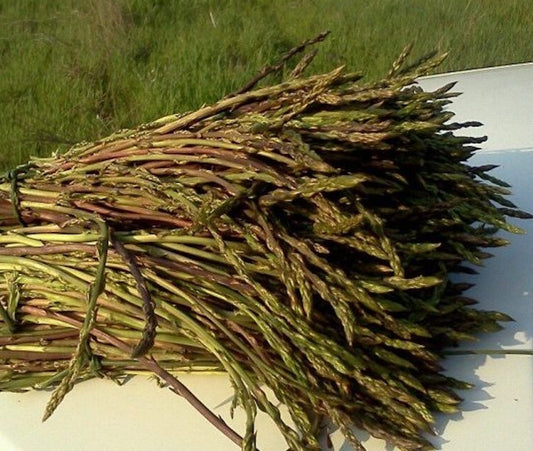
left=1, top=0, right=532, bottom=169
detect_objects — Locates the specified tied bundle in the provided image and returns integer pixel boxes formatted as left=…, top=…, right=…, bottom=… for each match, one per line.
left=0, top=33, right=530, bottom=450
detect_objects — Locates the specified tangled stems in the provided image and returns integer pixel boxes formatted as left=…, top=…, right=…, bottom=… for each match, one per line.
left=25, top=305, right=245, bottom=447
left=0, top=35, right=530, bottom=451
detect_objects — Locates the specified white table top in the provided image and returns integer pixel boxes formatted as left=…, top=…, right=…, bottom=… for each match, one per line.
left=419, top=63, right=533, bottom=153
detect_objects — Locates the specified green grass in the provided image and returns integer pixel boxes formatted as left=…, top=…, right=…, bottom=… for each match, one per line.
left=1, top=0, right=532, bottom=169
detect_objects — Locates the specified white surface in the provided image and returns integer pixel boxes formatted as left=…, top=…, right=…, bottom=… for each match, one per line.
left=0, top=375, right=290, bottom=451
left=1, top=64, right=533, bottom=450
left=419, top=63, right=533, bottom=152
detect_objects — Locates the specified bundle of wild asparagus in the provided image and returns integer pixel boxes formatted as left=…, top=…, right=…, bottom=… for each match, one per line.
left=0, top=34, right=529, bottom=450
